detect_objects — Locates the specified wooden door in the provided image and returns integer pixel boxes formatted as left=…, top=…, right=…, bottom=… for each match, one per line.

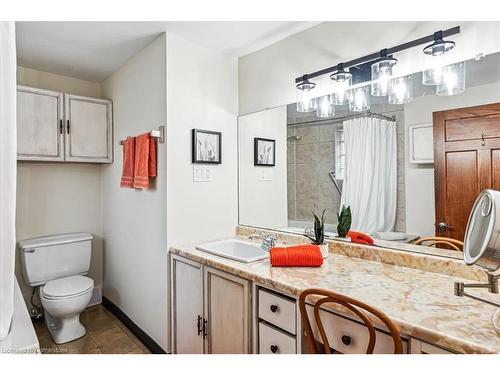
left=64, top=94, right=113, bottom=163
left=170, top=255, right=204, bottom=354
left=204, top=266, right=250, bottom=354
left=17, top=86, right=64, bottom=161
left=434, top=103, right=500, bottom=241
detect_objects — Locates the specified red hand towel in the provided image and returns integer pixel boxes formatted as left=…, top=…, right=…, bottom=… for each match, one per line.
left=133, top=133, right=155, bottom=189
left=347, top=230, right=374, bottom=245
left=120, top=137, right=135, bottom=188
left=270, top=245, right=323, bottom=267
left=148, top=137, right=157, bottom=178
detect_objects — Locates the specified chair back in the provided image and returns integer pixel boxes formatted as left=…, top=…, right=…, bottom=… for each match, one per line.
left=298, top=288, right=403, bottom=354
left=412, top=236, right=463, bottom=251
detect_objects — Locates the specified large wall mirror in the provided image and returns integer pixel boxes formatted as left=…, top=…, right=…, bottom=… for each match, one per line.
left=238, top=52, right=500, bottom=258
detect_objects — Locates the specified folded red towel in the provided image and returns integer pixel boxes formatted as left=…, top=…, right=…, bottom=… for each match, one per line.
left=347, top=230, right=374, bottom=245
left=270, top=245, right=323, bottom=267
left=120, top=137, right=135, bottom=188
left=133, top=133, right=156, bottom=189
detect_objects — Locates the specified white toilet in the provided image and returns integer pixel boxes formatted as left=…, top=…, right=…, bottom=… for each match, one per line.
left=19, top=233, right=94, bottom=344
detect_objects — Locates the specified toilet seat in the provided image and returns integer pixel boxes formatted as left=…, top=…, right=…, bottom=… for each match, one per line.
left=42, top=275, right=94, bottom=300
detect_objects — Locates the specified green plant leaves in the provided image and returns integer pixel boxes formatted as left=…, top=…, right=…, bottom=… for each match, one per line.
left=337, top=205, right=352, bottom=238
left=304, top=209, right=326, bottom=245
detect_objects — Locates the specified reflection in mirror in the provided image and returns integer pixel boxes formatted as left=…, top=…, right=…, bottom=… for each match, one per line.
left=238, top=52, right=500, bottom=259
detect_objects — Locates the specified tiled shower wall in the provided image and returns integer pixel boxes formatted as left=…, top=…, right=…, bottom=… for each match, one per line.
left=287, top=102, right=406, bottom=232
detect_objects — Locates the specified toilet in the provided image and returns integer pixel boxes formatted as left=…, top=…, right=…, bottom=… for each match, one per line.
left=19, top=233, right=94, bottom=344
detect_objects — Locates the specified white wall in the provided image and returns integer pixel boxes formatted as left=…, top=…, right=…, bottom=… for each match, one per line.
left=101, top=34, right=168, bottom=350
left=166, top=33, right=238, bottom=246
left=404, top=82, right=500, bottom=237
left=238, top=107, right=287, bottom=229
left=239, top=22, right=500, bottom=115
left=15, top=67, right=103, bottom=307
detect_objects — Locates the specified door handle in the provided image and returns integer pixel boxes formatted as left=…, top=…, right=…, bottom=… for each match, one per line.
left=59, top=119, right=63, bottom=134
left=197, top=315, right=202, bottom=336
left=437, top=222, right=452, bottom=232
left=203, top=318, right=208, bottom=338
left=66, top=119, right=70, bottom=134
left=270, top=344, right=279, bottom=353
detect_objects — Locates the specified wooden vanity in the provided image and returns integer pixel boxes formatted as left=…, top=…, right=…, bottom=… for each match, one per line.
left=169, top=228, right=500, bottom=354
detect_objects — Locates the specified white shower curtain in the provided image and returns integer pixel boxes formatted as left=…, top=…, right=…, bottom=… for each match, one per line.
left=0, top=22, right=17, bottom=341
left=340, top=117, right=397, bottom=234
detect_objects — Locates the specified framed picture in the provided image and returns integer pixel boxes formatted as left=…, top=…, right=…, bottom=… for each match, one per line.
left=254, top=137, right=275, bottom=166
left=192, top=129, right=222, bottom=164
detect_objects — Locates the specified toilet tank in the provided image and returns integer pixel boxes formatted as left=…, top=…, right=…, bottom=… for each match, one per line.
left=19, top=233, right=93, bottom=287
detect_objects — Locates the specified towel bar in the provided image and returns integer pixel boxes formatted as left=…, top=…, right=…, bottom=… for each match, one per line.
left=119, top=125, right=165, bottom=145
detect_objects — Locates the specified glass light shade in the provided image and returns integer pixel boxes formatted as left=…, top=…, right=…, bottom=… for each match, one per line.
left=388, top=75, right=413, bottom=104
left=316, top=95, right=335, bottom=118
left=296, top=79, right=317, bottom=112
left=436, top=62, right=466, bottom=96
left=330, top=73, right=352, bottom=105
left=422, top=65, right=443, bottom=85
left=423, top=39, right=455, bottom=56
left=349, top=86, right=370, bottom=112
left=371, top=58, right=397, bottom=96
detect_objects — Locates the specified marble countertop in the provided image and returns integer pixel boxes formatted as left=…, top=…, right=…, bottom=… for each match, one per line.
left=170, top=237, right=500, bottom=354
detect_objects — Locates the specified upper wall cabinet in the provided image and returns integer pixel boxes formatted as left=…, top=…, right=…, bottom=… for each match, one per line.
left=17, top=86, right=113, bottom=163
left=17, top=86, right=65, bottom=161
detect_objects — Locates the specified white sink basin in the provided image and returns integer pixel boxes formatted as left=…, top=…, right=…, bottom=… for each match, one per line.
left=196, top=239, right=268, bottom=263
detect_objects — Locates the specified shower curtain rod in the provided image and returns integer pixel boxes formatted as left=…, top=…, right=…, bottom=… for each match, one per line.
left=288, top=111, right=396, bottom=127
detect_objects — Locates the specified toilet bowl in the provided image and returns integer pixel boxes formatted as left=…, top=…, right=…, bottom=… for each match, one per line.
left=40, top=275, right=94, bottom=344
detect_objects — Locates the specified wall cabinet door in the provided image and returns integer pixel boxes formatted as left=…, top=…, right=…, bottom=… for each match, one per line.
left=204, top=266, right=250, bottom=354
left=170, top=255, right=204, bottom=354
left=17, top=86, right=64, bottom=161
left=65, top=94, right=113, bottom=163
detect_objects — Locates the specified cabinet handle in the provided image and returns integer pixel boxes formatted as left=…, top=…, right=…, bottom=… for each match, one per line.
left=270, top=304, right=279, bottom=313
left=203, top=318, right=208, bottom=338
left=197, top=315, right=202, bottom=336
left=270, top=345, right=279, bottom=353
left=341, top=335, right=352, bottom=346
left=66, top=120, right=70, bottom=134
left=59, top=119, right=63, bottom=134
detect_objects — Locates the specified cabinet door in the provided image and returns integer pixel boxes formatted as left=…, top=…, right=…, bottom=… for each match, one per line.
left=410, top=338, right=455, bottom=354
left=170, top=255, right=204, bottom=354
left=17, top=86, right=64, bottom=161
left=204, top=266, right=250, bottom=354
left=64, top=94, right=113, bottom=163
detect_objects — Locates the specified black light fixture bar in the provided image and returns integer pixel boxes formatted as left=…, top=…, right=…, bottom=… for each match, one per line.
left=295, top=25, right=460, bottom=84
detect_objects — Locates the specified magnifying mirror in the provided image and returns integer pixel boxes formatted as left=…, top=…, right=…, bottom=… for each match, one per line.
left=463, top=189, right=500, bottom=272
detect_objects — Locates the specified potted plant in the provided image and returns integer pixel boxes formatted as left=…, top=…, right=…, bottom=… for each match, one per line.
left=337, top=205, right=352, bottom=239
left=304, top=209, right=329, bottom=258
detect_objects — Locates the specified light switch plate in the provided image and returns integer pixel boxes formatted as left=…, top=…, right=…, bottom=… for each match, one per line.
left=193, top=165, right=215, bottom=182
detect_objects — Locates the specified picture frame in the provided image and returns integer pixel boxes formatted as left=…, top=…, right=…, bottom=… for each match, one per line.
left=254, top=137, right=276, bottom=167
left=192, top=129, right=222, bottom=164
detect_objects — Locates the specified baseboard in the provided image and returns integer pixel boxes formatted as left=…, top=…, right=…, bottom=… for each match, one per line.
left=102, top=296, right=166, bottom=354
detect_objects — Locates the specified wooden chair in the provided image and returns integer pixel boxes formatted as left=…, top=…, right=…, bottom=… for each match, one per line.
left=298, top=288, right=403, bottom=354
left=412, top=237, right=464, bottom=251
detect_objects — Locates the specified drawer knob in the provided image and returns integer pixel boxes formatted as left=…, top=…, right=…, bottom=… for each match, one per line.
left=270, top=304, right=279, bottom=313
left=341, top=335, right=351, bottom=346
left=270, top=345, right=278, bottom=353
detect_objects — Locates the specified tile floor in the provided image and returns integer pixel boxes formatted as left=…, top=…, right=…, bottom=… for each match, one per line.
left=34, top=304, right=151, bottom=354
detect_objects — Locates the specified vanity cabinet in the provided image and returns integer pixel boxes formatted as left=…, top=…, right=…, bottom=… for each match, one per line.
left=170, top=255, right=250, bottom=354
left=409, top=338, right=455, bottom=354
left=17, top=86, right=113, bottom=163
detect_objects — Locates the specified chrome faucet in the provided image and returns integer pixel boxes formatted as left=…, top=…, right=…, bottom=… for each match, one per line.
left=248, top=233, right=276, bottom=252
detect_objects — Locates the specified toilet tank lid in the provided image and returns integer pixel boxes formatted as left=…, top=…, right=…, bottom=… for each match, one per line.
left=19, top=233, right=93, bottom=249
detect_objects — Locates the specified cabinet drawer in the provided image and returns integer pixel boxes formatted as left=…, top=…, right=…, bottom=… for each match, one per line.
left=259, top=322, right=296, bottom=354
left=305, top=305, right=407, bottom=354
left=258, top=289, right=296, bottom=335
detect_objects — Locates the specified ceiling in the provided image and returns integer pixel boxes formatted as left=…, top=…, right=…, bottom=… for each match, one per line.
left=15, top=21, right=319, bottom=82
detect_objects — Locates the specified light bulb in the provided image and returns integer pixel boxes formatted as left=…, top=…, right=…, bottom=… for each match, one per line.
left=349, top=86, right=370, bottom=112
left=436, top=62, right=465, bottom=96
left=388, top=75, right=413, bottom=104
left=316, top=95, right=335, bottom=118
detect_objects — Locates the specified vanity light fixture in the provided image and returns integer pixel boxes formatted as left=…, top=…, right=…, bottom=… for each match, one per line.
left=296, top=75, right=317, bottom=112
left=436, top=61, right=466, bottom=96
left=316, top=95, right=335, bottom=118
left=388, top=75, right=413, bottom=104
left=371, top=49, right=398, bottom=96
left=330, top=63, right=352, bottom=105
left=423, top=30, right=456, bottom=56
